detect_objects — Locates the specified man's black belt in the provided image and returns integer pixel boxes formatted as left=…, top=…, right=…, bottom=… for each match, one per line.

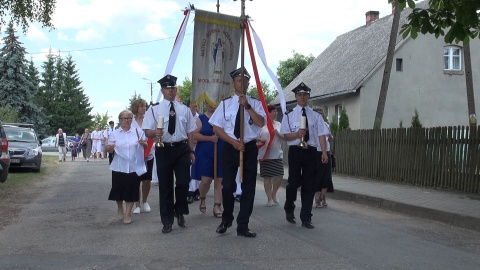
left=163, top=140, right=188, bottom=147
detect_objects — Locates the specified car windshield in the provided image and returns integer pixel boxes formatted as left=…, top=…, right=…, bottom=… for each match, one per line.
left=5, top=130, right=37, bottom=142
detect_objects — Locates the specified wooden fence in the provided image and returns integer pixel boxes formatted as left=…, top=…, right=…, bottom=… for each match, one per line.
left=331, top=126, right=480, bottom=194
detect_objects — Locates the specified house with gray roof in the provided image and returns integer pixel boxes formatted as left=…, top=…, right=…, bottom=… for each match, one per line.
left=272, top=2, right=480, bottom=129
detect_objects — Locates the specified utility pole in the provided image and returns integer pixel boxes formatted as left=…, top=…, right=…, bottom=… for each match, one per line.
left=142, top=78, right=154, bottom=105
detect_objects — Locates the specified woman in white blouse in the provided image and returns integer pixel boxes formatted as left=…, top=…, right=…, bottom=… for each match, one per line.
left=107, top=110, right=148, bottom=224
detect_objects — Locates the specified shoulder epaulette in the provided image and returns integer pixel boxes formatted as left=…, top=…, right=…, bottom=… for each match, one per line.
left=222, top=96, right=232, bottom=101
left=285, top=109, right=294, bottom=115
left=151, top=102, right=159, bottom=106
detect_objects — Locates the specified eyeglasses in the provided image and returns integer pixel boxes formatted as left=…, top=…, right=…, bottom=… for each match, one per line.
left=119, top=118, right=132, bottom=121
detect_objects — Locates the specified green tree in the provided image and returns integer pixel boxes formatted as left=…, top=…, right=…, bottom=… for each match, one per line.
left=92, top=112, right=110, bottom=130
left=247, top=80, right=277, bottom=104
left=0, top=22, right=48, bottom=136
left=26, top=57, right=50, bottom=137
left=128, top=91, right=144, bottom=108
left=396, top=0, right=480, bottom=43
left=0, top=0, right=56, bottom=32
left=61, top=55, right=93, bottom=135
left=179, top=77, right=192, bottom=104
left=0, top=105, right=18, bottom=123
left=338, top=107, right=351, bottom=131
left=411, top=108, right=422, bottom=128
left=276, top=51, right=315, bottom=88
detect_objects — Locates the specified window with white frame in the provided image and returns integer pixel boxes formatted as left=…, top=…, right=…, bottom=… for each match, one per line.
left=444, top=46, right=461, bottom=70
left=335, top=104, right=343, bottom=125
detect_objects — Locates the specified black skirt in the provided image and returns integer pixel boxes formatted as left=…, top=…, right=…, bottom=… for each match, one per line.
left=108, top=171, right=141, bottom=202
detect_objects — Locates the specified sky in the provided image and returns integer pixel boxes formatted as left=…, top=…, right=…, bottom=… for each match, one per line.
left=7, top=0, right=393, bottom=123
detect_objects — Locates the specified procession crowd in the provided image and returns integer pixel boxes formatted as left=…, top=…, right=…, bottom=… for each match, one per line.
left=55, top=67, right=334, bottom=237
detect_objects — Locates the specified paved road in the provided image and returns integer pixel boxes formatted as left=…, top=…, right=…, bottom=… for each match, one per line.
left=1, top=159, right=479, bottom=270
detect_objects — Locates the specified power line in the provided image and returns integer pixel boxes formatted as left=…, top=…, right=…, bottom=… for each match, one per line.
left=27, top=33, right=193, bottom=55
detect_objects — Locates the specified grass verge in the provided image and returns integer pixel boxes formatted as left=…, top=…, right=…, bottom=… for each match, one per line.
left=0, top=155, right=59, bottom=194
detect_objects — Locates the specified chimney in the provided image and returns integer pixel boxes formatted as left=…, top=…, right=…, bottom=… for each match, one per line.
left=365, top=11, right=380, bottom=26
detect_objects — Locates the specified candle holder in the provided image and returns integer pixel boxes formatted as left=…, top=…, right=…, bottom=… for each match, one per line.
left=298, top=129, right=308, bottom=149
left=156, top=128, right=164, bottom=148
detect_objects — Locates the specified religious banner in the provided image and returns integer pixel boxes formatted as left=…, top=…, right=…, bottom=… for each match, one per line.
left=191, top=9, right=242, bottom=106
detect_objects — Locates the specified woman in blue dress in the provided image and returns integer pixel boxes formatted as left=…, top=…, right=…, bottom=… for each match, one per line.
left=193, top=102, right=224, bottom=218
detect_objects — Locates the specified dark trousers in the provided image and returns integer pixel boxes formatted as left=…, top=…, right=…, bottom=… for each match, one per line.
left=108, top=152, right=114, bottom=165
left=155, top=144, right=191, bottom=226
left=315, top=152, right=334, bottom=192
left=284, top=145, right=318, bottom=223
left=221, top=141, right=258, bottom=229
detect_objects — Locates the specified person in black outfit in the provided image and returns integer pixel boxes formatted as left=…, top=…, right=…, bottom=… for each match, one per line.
left=208, top=68, right=266, bottom=237
left=142, top=74, right=197, bottom=234
left=279, top=82, right=329, bottom=229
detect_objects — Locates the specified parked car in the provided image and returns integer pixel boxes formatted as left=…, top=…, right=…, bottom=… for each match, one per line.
left=41, top=135, right=76, bottom=152
left=41, top=136, right=57, bottom=152
left=0, top=122, right=10, bottom=183
left=3, top=123, right=42, bottom=172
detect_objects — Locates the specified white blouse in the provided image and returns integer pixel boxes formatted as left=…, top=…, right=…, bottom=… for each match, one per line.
left=108, top=126, right=146, bottom=176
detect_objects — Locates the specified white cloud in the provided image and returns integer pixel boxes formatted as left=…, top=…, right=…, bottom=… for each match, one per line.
left=75, top=29, right=103, bottom=42
left=103, top=59, right=113, bottom=65
left=142, top=23, right=167, bottom=39
left=57, top=32, right=69, bottom=41
left=26, top=25, right=49, bottom=43
left=129, top=60, right=149, bottom=74
left=51, top=0, right=180, bottom=38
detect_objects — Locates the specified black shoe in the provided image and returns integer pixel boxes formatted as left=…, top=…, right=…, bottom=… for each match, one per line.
left=301, top=221, right=314, bottom=229
left=216, top=221, right=232, bottom=234
left=162, top=224, right=172, bottom=233
left=237, top=228, right=257, bottom=238
left=175, top=213, right=186, bottom=228
left=285, top=212, right=296, bottom=224
left=194, top=194, right=200, bottom=201
left=235, top=195, right=241, bottom=202
left=187, top=196, right=194, bottom=204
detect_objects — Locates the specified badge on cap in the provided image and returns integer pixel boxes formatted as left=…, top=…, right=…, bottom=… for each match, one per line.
left=292, top=82, right=311, bottom=94
left=158, top=74, right=178, bottom=88
left=229, top=68, right=251, bottom=79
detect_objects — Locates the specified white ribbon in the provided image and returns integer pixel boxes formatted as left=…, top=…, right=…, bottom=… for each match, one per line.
left=248, top=21, right=286, bottom=114
left=156, top=7, right=192, bottom=103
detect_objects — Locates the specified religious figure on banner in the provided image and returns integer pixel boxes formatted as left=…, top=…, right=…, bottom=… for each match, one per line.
left=212, top=36, right=225, bottom=74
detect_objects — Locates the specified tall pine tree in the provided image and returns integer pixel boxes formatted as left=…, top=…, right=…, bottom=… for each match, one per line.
left=0, top=22, right=48, bottom=135
left=62, top=55, right=93, bottom=135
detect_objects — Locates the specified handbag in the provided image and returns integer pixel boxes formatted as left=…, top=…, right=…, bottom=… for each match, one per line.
left=331, top=154, right=336, bottom=168
left=81, top=140, right=87, bottom=146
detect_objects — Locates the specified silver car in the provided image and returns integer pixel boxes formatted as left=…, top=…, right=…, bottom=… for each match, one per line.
left=4, top=124, right=42, bottom=172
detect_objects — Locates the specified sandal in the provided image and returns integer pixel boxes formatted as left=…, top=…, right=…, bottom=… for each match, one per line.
left=315, top=199, right=323, bottom=208
left=199, top=197, right=206, bottom=213
left=213, top=203, right=222, bottom=218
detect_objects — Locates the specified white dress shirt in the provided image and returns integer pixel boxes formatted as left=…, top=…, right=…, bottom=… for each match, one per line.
left=209, top=94, right=266, bottom=143
left=142, top=99, right=196, bottom=143
left=280, top=105, right=328, bottom=147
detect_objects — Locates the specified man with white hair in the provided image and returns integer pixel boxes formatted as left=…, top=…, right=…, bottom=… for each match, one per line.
left=55, top=128, right=68, bottom=162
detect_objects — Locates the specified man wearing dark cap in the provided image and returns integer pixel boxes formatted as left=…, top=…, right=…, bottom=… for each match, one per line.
left=280, top=82, right=329, bottom=229
left=104, top=121, right=116, bottom=164
left=142, top=74, right=197, bottom=234
left=209, top=67, right=266, bottom=237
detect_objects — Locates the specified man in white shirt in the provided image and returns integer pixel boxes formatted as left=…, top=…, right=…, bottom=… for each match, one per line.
left=55, top=128, right=68, bottom=162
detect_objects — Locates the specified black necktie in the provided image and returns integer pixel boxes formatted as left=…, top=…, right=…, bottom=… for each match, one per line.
left=168, top=102, right=176, bottom=135
left=302, top=107, right=309, bottom=142
left=234, top=105, right=241, bottom=138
